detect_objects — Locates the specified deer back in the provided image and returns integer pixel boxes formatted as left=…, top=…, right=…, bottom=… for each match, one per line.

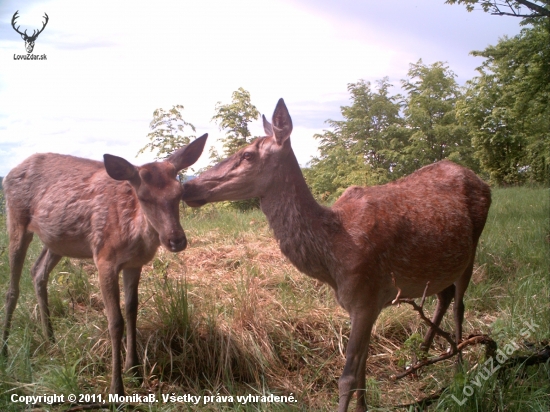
left=5, top=153, right=153, bottom=261
left=332, top=160, right=491, bottom=302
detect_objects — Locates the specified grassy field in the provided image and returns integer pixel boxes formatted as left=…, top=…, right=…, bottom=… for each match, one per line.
left=0, top=187, right=548, bottom=411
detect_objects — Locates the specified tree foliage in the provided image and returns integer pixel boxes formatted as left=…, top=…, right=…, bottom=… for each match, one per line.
left=211, top=88, right=260, bottom=161
left=457, top=20, right=550, bottom=184
left=307, top=63, right=478, bottom=201
left=403, top=60, right=478, bottom=172
left=134, top=19, right=548, bottom=200
left=445, top=0, right=550, bottom=18
left=307, top=78, right=408, bottom=201
left=138, top=105, right=197, bottom=161
left=0, top=178, right=4, bottom=216
left=211, top=88, right=261, bottom=210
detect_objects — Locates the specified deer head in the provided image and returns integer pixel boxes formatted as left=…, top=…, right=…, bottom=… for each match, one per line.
left=12, top=11, right=49, bottom=54
left=104, top=133, right=208, bottom=252
left=183, top=99, right=293, bottom=207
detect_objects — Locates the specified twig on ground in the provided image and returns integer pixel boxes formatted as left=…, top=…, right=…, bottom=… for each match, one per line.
left=390, top=283, right=496, bottom=380
left=394, top=342, right=549, bottom=409
left=419, top=281, right=430, bottom=308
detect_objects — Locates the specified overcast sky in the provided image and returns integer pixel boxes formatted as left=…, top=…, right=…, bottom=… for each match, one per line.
left=0, top=0, right=522, bottom=176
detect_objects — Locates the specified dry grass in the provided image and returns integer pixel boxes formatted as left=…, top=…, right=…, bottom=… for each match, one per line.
left=1, top=188, right=548, bottom=411
left=0, top=223, right=509, bottom=410
left=135, top=222, right=349, bottom=409
left=99, top=212, right=492, bottom=410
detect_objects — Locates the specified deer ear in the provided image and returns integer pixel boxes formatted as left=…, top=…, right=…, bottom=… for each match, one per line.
left=262, top=115, right=273, bottom=136
left=168, top=133, right=208, bottom=171
left=103, top=154, right=138, bottom=181
left=272, top=98, right=292, bottom=145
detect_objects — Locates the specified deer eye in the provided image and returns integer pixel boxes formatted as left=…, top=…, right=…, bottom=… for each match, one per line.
left=242, top=152, right=254, bottom=161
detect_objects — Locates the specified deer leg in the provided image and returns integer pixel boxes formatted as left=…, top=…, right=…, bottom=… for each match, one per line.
left=122, top=267, right=141, bottom=376
left=353, top=341, right=374, bottom=412
left=453, top=259, right=475, bottom=363
left=31, top=247, right=62, bottom=342
left=96, top=261, right=125, bottom=395
left=338, top=308, right=380, bottom=412
left=2, top=225, right=33, bottom=357
left=420, top=285, right=455, bottom=352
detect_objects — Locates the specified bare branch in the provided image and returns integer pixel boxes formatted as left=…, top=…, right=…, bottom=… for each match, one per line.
left=515, top=0, right=550, bottom=16
left=394, top=342, right=549, bottom=409
left=390, top=284, right=497, bottom=381
left=390, top=297, right=460, bottom=380
left=491, top=10, right=544, bottom=16
left=446, top=0, right=550, bottom=18
left=391, top=332, right=495, bottom=380
left=419, top=281, right=430, bottom=308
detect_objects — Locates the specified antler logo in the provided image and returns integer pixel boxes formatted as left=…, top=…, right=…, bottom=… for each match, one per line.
left=11, top=10, right=49, bottom=54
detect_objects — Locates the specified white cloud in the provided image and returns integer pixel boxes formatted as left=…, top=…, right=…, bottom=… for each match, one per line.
left=0, top=0, right=522, bottom=176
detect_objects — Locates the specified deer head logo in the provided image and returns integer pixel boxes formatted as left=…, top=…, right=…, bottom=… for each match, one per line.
left=11, top=10, right=49, bottom=54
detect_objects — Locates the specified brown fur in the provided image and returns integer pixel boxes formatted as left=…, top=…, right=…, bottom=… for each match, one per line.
left=182, top=100, right=491, bottom=412
left=2, top=134, right=207, bottom=395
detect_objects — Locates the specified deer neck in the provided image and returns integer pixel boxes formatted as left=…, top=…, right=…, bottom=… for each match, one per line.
left=260, top=150, right=339, bottom=289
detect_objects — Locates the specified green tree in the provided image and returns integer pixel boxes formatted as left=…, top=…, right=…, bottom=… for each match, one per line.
left=402, top=60, right=477, bottom=172
left=306, top=78, right=408, bottom=201
left=211, top=88, right=260, bottom=160
left=211, top=88, right=260, bottom=210
left=0, top=177, right=5, bottom=216
left=137, top=105, right=198, bottom=179
left=445, top=0, right=550, bottom=18
left=304, top=139, right=367, bottom=202
left=457, top=20, right=550, bottom=184
left=138, top=105, right=197, bottom=160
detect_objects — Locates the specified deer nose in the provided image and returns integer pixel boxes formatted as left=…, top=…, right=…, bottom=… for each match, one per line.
left=169, top=233, right=187, bottom=252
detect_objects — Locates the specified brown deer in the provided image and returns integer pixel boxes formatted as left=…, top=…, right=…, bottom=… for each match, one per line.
left=182, top=100, right=491, bottom=412
left=2, top=134, right=207, bottom=395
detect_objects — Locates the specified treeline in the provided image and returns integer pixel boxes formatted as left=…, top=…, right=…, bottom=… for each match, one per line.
left=136, top=19, right=548, bottom=206
left=0, top=177, right=4, bottom=215
left=303, top=20, right=549, bottom=201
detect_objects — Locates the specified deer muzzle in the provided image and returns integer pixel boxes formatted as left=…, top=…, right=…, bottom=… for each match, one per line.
left=166, top=232, right=187, bottom=252
left=181, top=181, right=210, bottom=207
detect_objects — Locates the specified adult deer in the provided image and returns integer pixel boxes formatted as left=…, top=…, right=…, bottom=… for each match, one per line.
left=182, top=99, right=491, bottom=411
left=2, top=134, right=207, bottom=395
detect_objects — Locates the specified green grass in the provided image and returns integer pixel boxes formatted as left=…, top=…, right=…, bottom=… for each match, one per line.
left=432, top=187, right=550, bottom=412
left=469, top=188, right=550, bottom=338
left=0, top=187, right=548, bottom=411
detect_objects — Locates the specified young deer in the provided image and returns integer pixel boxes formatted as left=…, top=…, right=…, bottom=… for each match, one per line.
left=2, top=134, right=207, bottom=395
left=182, top=100, right=491, bottom=412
